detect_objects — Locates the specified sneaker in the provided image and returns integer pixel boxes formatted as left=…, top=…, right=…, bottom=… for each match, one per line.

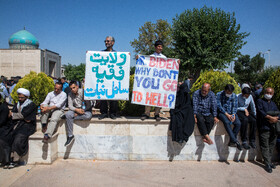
left=60, top=114, right=66, bottom=119
left=98, top=113, right=108, bottom=120
left=43, top=134, right=50, bottom=143
left=3, top=164, right=9, bottom=169
left=64, top=136, right=75, bottom=147
left=228, top=141, right=236, bottom=147
left=249, top=142, right=257, bottom=149
left=154, top=115, right=161, bottom=121
left=235, top=141, right=242, bottom=151
left=141, top=114, right=149, bottom=121
left=242, top=142, right=250, bottom=150
left=8, top=162, right=18, bottom=169
left=110, top=114, right=117, bottom=120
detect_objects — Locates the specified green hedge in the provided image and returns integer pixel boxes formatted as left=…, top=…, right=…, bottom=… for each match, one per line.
left=118, top=74, right=145, bottom=116
left=191, top=70, right=241, bottom=95
left=11, top=71, right=54, bottom=105
left=263, top=68, right=280, bottom=108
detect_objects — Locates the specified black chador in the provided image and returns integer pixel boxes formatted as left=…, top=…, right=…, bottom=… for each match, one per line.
left=170, top=83, right=195, bottom=143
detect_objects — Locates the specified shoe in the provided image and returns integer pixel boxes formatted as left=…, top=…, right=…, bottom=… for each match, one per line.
left=228, top=141, right=236, bottom=147
left=235, top=141, right=242, bottom=151
left=43, top=134, right=50, bottom=143
left=249, top=142, right=257, bottom=149
left=42, top=124, right=47, bottom=133
left=64, top=136, right=75, bottom=147
left=270, top=164, right=276, bottom=169
left=154, top=115, right=161, bottom=121
left=98, top=113, right=108, bottom=120
left=242, top=143, right=250, bottom=150
left=110, top=114, right=117, bottom=120
left=141, top=114, right=149, bottom=121
left=3, top=164, right=9, bottom=169
left=8, top=162, right=18, bottom=169
left=265, top=164, right=272, bottom=173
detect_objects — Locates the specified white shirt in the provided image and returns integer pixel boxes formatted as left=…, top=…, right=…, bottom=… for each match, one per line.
left=41, top=91, right=67, bottom=110
left=150, top=52, right=166, bottom=58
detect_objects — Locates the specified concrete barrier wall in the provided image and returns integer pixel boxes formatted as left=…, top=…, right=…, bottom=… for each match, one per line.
left=27, top=117, right=279, bottom=164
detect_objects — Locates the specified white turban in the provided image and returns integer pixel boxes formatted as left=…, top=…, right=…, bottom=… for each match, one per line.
left=241, top=83, right=250, bottom=90
left=17, top=88, right=30, bottom=97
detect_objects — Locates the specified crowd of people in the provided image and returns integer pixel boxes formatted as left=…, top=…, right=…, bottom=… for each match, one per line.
left=0, top=37, right=279, bottom=174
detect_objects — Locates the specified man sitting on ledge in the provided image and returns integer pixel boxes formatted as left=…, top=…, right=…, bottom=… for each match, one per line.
left=193, top=83, right=219, bottom=145
left=40, top=82, right=67, bottom=142
left=65, top=81, right=92, bottom=147
left=216, top=84, right=242, bottom=150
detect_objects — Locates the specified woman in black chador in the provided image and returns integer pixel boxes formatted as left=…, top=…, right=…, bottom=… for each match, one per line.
left=170, top=82, right=195, bottom=144
left=0, top=88, right=37, bottom=168
left=0, top=94, right=12, bottom=167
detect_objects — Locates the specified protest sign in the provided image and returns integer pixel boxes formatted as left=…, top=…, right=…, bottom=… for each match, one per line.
left=84, top=51, right=130, bottom=100
left=132, top=55, right=179, bottom=109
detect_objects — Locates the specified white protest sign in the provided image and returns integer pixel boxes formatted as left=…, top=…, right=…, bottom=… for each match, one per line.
left=84, top=51, right=130, bottom=100
left=132, top=55, right=179, bottom=109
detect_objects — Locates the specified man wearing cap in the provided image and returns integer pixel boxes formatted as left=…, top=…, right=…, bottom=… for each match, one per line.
left=7, top=88, right=37, bottom=168
left=141, top=40, right=166, bottom=121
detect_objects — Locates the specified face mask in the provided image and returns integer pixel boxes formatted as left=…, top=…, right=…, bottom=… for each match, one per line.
left=226, top=94, right=232, bottom=97
left=243, top=96, right=247, bottom=100
left=264, top=94, right=272, bottom=100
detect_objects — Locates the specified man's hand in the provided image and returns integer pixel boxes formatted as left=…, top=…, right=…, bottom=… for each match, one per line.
left=136, top=55, right=139, bottom=60
left=75, top=108, right=85, bottom=115
left=194, top=115, right=197, bottom=124
left=269, top=116, right=279, bottom=124
left=9, top=110, right=12, bottom=118
left=214, top=117, right=219, bottom=123
left=41, top=106, right=49, bottom=113
left=245, top=109, right=249, bottom=116
left=177, top=59, right=180, bottom=64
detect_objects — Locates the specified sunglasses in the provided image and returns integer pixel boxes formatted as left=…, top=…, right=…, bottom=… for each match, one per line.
left=104, top=40, right=111, bottom=43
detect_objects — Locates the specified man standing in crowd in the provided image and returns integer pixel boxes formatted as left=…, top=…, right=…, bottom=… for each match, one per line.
left=40, top=82, right=67, bottom=141
left=64, top=81, right=92, bottom=147
left=193, top=83, right=219, bottom=145
left=217, top=84, right=242, bottom=150
left=61, top=77, right=69, bottom=92
left=98, top=36, right=118, bottom=120
left=141, top=40, right=166, bottom=121
left=257, top=87, right=279, bottom=173
left=237, top=86, right=257, bottom=149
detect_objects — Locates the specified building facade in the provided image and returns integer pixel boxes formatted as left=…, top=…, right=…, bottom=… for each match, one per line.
left=0, top=29, right=61, bottom=78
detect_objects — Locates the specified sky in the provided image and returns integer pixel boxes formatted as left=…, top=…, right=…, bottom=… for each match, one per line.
left=0, top=0, right=279, bottom=70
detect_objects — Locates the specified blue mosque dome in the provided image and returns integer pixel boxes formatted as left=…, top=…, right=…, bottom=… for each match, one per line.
left=9, top=29, right=39, bottom=49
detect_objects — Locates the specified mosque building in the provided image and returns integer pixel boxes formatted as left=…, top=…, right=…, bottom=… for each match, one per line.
left=0, top=28, right=61, bottom=78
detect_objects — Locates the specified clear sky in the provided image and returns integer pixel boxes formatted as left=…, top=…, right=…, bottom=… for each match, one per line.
left=0, top=0, right=279, bottom=69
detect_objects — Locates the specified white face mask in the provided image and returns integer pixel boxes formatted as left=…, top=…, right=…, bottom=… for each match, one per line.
left=243, top=96, right=247, bottom=100
left=264, top=94, right=272, bottom=100
left=226, top=94, right=232, bottom=97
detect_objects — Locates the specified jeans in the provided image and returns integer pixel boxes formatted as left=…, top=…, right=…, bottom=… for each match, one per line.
left=237, top=111, right=256, bottom=143
left=218, top=113, right=241, bottom=143
left=65, top=110, right=92, bottom=137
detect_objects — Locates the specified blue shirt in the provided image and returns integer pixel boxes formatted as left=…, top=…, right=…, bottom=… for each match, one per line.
left=237, top=94, right=256, bottom=116
left=193, top=90, right=217, bottom=117
left=216, top=91, right=238, bottom=115
left=62, top=82, right=69, bottom=92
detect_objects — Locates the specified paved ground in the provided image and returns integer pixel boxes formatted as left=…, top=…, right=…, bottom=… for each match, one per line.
left=0, top=159, right=279, bottom=187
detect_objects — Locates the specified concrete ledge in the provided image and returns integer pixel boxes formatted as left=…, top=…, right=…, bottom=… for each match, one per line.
left=27, top=117, right=278, bottom=164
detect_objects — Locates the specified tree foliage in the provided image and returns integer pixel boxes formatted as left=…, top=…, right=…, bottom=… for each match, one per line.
left=11, top=71, right=54, bottom=105
left=130, top=19, right=173, bottom=56
left=191, top=70, right=241, bottom=95
left=63, top=63, right=85, bottom=81
left=263, top=68, right=280, bottom=108
left=234, top=54, right=265, bottom=83
left=172, top=6, right=249, bottom=79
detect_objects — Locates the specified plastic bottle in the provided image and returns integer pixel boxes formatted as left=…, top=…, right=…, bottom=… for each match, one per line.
left=82, top=102, right=86, bottom=111
left=37, top=106, right=41, bottom=117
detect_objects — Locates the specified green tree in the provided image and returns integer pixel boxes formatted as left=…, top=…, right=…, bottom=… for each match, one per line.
left=11, top=71, right=54, bottom=105
left=172, top=6, right=249, bottom=80
left=63, top=63, right=85, bottom=81
left=234, top=54, right=265, bottom=83
left=263, top=68, right=280, bottom=108
left=130, top=19, right=173, bottom=56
